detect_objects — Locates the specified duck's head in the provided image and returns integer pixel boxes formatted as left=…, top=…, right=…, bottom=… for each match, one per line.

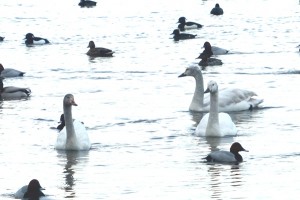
left=230, top=142, right=248, bottom=153
left=64, top=94, right=78, bottom=107
left=215, top=3, right=220, bottom=8
left=25, top=33, right=34, bottom=40
left=171, top=29, right=180, bottom=35
left=87, top=41, right=96, bottom=49
left=177, top=17, right=186, bottom=24
left=203, top=41, right=212, bottom=50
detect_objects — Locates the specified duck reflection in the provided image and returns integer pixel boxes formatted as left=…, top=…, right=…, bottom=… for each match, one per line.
left=57, top=150, right=89, bottom=198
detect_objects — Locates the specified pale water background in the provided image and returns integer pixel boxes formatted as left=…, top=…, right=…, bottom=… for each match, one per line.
left=0, top=0, right=300, bottom=199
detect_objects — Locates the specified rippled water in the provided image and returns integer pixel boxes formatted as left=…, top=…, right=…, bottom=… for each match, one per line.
left=0, top=0, right=300, bottom=199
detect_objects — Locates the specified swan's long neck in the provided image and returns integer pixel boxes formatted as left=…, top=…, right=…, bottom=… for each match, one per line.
left=63, top=104, right=77, bottom=145
left=190, top=71, right=204, bottom=111
left=206, top=91, right=220, bottom=136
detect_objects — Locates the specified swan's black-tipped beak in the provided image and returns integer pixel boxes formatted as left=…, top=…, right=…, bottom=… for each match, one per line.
left=204, top=88, right=210, bottom=93
left=178, top=73, right=186, bottom=78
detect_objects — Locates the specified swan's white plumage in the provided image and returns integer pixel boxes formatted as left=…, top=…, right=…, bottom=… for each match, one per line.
left=195, top=80, right=237, bottom=137
left=196, top=113, right=237, bottom=137
left=178, top=66, right=263, bottom=112
left=55, top=94, right=91, bottom=151
left=55, top=119, right=91, bottom=150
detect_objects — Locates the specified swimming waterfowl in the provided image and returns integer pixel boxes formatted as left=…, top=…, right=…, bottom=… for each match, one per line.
left=178, top=66, right=264, bottom=112
left=24, top=33, right=50, bottom=46
left=177, top=17, right=203, bottom=31
left=55, top=94, right=91, bottom=150
left=0, top=36, right=4, bottom=41
left=0, top=77, right=31, bottom=100
left=171, top=29, right=197, bottom=41
left=87, top=41, right=114, bottom=57
left=0, top=63, right=25, bottom=78
left=15, top=179, right=45, bottom=199
left=197, top=41, right=222, bottom=67
left=78, top=0, right=97, bottom=7
left=210, top=3, right=224, bottom=15
left=205, top=142, right=248, bottom=164
left=57, top=114, right=65, bottom=131
left=195, top=80, right=237, bottom=137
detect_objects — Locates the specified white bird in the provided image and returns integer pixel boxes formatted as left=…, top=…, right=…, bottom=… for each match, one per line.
left=0, top=63, right=25, bottom=78
left=178, top=66, right=263, bottom=112
left=211, top=46, right=229, bottom=55
left=55, top=94, right=91, bottom=150
left=195, top=80, right=237, bottom=137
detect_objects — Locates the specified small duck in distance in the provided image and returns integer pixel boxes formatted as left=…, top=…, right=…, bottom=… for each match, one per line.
left=196, top=41, right=222, bottom=67
left=177, top=17, right=203, bottom=31
left=87, top=41, right=114, bottom=57
left=24, top=33, right=50, bottom=46
left=171, top=29, right=197, bottom=41
left=210, top=3, right=224, bottom=15
left=0, top=36, right=4, bottom=41
left=78, top=0, right=97, bottom=7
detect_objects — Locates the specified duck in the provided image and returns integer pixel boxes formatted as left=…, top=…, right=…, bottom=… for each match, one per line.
left=0, top=36, right=4, bottom=41
left=57, top=114, right=65, bottom=131
left=24, top=33, right=50, bottom=46
left=87, top=41, right=114, bottom=57
left=195, top=80, right=237, bottom=137
left=297, top=44, right=300, bottom=52
left=15, top=179, right=45, bottom=199
left=210, top=3, right=224, bottom=15
left=205, top=142, right=248, bottom=164
left=211, top=46, right=229, bottom=55
left=171, top=29, right=197, bottom=41
left=55, top=94, right=91, bottom=150
left=177, top=17, right=203, bottom=31
left=178, top=66, right=264, bottom=112
left=0, top=77, right=31, bottom=100
left=196, top=41, right=222, bottom=67
left=0, top=63, right=25, bottom=78
left=78, top=0, right=97, bottom=7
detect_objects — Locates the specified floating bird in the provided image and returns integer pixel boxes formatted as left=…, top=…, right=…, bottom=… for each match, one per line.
left=196, top=41, right=222, bottom=67
left=171, top=29, right=197, bottom=41
left=78, top=0, right=97, bottom=7
left=24, top=33, right=50, bottom=46
left=0, top=77, right=31, bottom=100
left=205, top=142, right=248, bottom=164
left=177, top=17, right=203, bottom=31
left=15, top=179, right=45, bottom=199
left=0, top=36, right=4, bottom=41
left=55, top=94, right=91, bottom=150
left=178, top=66, right=264, bottom=112
left=195, top=80, right=237, bottom=137
left=210, top=3, right=224, bottom=15
left=86, top=41, right=114, bottom=57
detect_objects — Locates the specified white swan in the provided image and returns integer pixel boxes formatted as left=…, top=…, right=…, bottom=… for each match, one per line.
left=178, top=66, right=263, bottom=112
left=211, top=46, right=229, bottom=55
left=196, top=80, right=237, bottom=137
left=0, top=63, right=25, bottom=78
left=55, top=94, right=91, bottom=150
